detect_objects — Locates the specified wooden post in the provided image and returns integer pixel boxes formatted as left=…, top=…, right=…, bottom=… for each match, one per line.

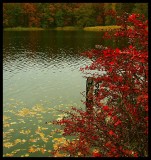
left=86, top=77, right=94, bottom=113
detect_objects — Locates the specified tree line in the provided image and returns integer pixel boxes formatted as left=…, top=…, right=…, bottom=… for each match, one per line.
left=3, top=3, right=148, bottom=28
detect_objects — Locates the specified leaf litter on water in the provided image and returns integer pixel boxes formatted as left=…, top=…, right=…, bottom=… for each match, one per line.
left=3, top=102, right=76, bottom=157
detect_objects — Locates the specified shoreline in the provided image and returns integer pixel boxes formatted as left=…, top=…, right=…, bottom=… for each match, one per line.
left=3, top=26, right=121, bottom=32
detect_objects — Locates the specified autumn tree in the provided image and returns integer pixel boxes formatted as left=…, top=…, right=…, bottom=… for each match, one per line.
left=20, top=3, right=40, bottom=27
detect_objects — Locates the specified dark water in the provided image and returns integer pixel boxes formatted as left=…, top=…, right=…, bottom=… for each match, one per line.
left=3, top=30, right=108, bottom=157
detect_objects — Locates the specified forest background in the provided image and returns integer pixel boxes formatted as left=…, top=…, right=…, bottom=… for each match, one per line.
left=3, top=3, right=148, bottom=29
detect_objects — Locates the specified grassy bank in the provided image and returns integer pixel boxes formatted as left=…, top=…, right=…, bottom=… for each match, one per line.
left=83, top=25, right=121, bottom=31
left=4, top=27, right=44, bottom=31
left=4, top=26, right=121, bottom=31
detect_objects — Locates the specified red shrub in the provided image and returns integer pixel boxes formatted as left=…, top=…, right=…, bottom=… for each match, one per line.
left=52, top=13, right=148, bottom=157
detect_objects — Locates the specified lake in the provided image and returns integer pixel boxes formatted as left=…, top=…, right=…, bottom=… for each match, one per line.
left=3, top=30, right=108, bottom=157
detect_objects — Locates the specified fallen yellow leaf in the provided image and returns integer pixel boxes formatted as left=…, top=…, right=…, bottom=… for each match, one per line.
left=3, top=142, right=14, bottom=148
left=28, top=146, right=37, bottom=153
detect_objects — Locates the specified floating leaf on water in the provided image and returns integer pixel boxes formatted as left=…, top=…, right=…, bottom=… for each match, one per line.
left=48, top=150, right=52, bottom=153
left=3, top=116, right=11, bottom=121
left=20, top=129, right=31, bottom=135
left=56, top=117, right=63, bottom=121
left=54, top=152, right=67, bottom=157
left=29, top=138, right=39, bottom=143
left=24, top=154, right=29, bottom=157
left=3, top=123, right=10, bottom=128
left=32, top=104, right=44, bottom=112
left=14, top=139, right=22, bottom=145
left=41, top=127, right=48, bottom=130
left=50, top=131, right=55, bottom=135
left=10, top=122, right=17, bottom=125
left=46, top=122, right=52, bottom=125
left=42, top=137, right=49, bottom=143
left=16, top=108, right=36, bottom=117
left=30, top=135, right=34, bottom=138
left=40, top=148, right=46, bottom=154
left=6, top=128, right=14, bottom=133
left=4, top=153, right=14, bottom=157
left=28, top=146, right=37, bottom=153
left=8, top=110, right=15, bottom=113
left=9, top=98, right=14, bottom=101
left=38, top=120, right=42, bottom=123
left=3, top=142, right=14, bottom=148
left=22, top=139, right=27, bottom=143
left=11, top=149, right=21, bottom=154
left=47, top=108, right=53, bottom=111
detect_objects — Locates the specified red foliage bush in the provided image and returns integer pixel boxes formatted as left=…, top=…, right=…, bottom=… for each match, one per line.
left=52, top=13, right=148, bottom=157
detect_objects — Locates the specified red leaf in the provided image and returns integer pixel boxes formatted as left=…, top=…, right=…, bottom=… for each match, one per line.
left=103, top=106, right=109, bottom=111
left=108, top=67, right=113, bottom=72
left=92, top=152, right=102, bottom=157
left=129, top=45, right=133, bottom=49
left=114, top=120, right=122, bottom=126
left=115, top=48, right=120, bottom=54
left=109, top=61, right=114, bottom=65
left=108, top=130, right=114, bottom=136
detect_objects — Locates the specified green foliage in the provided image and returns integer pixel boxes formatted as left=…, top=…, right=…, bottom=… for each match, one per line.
left=37, top=3, right=54, bottom=28
left=74, top=4, right=97, bottom=27
left=55, top=10, right=64, bottom=27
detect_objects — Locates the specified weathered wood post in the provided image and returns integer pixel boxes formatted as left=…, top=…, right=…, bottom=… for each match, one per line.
left=86, top=77, right=94, bottom=114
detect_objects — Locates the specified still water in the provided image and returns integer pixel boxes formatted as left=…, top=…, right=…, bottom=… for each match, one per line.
left=3, top=30, right=107, bottom=157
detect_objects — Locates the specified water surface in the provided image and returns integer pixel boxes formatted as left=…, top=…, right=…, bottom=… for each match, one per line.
left=3, top=30, right=105, bottom=157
